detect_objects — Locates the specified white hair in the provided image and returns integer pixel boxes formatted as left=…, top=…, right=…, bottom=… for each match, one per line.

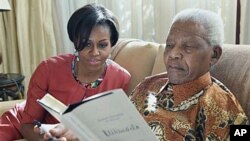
left=171, top=8, right=224, bottom=47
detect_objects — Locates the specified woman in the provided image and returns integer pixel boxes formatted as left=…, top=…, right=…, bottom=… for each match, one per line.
left=0, top=3, right=130, bottom=141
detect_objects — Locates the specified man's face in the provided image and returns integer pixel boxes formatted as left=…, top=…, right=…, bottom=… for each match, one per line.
left=164, top=21, right=213, bottom=84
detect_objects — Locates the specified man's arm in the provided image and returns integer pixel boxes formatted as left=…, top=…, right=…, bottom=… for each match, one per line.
left=20, top=123, right=43, bottom=141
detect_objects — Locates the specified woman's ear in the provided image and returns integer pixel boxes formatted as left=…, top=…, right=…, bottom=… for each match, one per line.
left=210, top=45, right=222, bottom=66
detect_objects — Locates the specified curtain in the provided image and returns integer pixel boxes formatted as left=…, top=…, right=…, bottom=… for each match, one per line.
left=52, top=0, right=238, bottom=55
left=240, top=0, right=250, bottom=44
left=0, top=0, right=57, bottom=92
left=0, top=0, right=247, bottom=96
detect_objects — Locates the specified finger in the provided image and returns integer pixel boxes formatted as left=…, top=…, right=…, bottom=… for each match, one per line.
left=43, top=132, right=53, bottom=140
left=63, top=130, right=78, bottom=140
left=56, top=137, right=67, bottom=141
left=50, top=124, right=67, bottom=137
left=33, top=125, right=43, bottom=134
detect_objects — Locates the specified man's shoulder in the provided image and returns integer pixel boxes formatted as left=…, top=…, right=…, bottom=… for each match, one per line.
left=202, top=77, right=233, bottom=98
left=136, top=72, right=168, bottom=89
left=201, top=79, right=248, bottom=124
left=211, top=77, right=232, bottom=94
left=202, top=77, right=247, bottom=115
left=144, top=72, right=168, bottom=82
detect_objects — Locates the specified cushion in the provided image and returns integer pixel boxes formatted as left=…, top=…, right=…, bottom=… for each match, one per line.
left=211, top=44, right=250, bottom=119
left=151, top=44, right=166, bottom=75
left=111, top=39, right=159, bottom=94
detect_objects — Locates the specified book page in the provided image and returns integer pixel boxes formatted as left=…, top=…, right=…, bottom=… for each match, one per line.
left=61, top=89, right=158, bottom=141
left=37, top=94, right=67, bottom=121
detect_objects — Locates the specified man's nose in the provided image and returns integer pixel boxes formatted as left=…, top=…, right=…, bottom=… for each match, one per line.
left=169, top=46, right=182, bottom=59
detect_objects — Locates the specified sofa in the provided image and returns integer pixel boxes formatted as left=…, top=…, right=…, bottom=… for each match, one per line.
left=111, top=39, right=250, bottom=120
left=0, top=38, right=250, bottom=140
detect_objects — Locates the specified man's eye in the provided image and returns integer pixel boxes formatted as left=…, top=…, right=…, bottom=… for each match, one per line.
left=166, top=44, right=173, bottom=49
left=184, top=46, right=193, bottom=53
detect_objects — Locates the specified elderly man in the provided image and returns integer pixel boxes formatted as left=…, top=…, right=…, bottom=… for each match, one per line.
left=130, top=9, right=248, bottom=141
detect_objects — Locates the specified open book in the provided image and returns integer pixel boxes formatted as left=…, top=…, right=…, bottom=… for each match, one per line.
left=37, top=89, right=158, bottom=141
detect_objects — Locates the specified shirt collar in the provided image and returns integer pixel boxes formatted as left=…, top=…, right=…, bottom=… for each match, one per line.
left=158, top=72, right=212, bottom=106
left=172, top=72, right=212, bottom=105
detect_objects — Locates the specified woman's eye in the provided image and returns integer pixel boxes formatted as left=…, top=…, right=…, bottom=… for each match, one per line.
left=86, top=42, right=92, bottom=48
left=98, top=43, right=108, bottom=48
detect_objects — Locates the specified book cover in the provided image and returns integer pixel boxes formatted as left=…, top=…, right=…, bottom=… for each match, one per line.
left=37, top=89, right=158, bottom=141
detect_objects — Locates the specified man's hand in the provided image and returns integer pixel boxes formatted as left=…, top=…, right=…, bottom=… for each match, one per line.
left=34, top=123, right=79, bottom=141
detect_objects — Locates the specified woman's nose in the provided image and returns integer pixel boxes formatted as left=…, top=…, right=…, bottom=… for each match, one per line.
left=90, top=46, right=100, bottom=56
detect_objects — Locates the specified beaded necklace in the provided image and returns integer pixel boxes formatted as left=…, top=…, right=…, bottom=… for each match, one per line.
left=71, top=56, right=106, bottom=88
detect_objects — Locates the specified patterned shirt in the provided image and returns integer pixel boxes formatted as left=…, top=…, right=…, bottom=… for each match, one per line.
left=130, top=72, right=248, bottom=141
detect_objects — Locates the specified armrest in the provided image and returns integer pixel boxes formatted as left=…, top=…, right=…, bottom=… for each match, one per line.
left=0, top=99, right=25, bottom=116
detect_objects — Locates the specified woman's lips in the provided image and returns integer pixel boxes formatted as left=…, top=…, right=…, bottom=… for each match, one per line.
left=88, top=59, right=100, bottom=65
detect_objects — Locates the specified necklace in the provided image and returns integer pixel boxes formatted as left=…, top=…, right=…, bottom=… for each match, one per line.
left=71, top=56, right=106, bottom=88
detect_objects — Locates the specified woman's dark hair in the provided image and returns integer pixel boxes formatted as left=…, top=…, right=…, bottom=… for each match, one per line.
left=67, top=3, right=119, bottom=51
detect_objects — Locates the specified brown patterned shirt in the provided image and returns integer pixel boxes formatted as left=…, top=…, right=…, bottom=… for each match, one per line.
left=130, top=72, right=248, bottom=141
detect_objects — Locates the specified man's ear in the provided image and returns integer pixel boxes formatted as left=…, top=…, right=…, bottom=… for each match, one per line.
left=210, top=45, right=222, bottom=66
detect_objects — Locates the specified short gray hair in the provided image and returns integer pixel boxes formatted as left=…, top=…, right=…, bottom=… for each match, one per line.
left=171, top=8, right=224, bottom=47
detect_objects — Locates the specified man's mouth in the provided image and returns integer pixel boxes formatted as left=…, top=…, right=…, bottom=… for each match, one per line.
left=167, top=64, right=184, bottom=72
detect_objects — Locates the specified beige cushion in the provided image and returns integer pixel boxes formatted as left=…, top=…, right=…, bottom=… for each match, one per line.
left=111, top=39, right=159, bottom=94
left=211, top=44, right=250, bottom=119
left=151, top=44, right=166, bottom=75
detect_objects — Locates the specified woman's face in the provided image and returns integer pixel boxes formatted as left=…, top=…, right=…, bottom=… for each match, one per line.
left=164, top=21, right=213, bottom=84
left=78, top=25, right=112, bottom=72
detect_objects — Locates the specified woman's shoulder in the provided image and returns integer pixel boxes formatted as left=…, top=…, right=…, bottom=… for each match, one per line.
left=36, top=54, right=73, bottom=71
left=43, top=54, right=73, bottom=64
